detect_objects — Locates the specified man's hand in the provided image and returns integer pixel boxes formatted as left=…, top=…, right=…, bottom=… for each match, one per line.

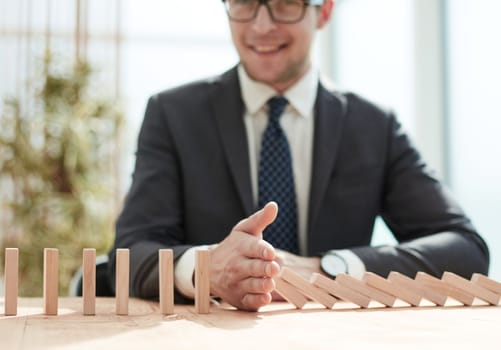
left=208, top=202, right=281, bottom=311
left=271, top=250, right=322, bottom=301
left=274, top=250, right=322, bottom=279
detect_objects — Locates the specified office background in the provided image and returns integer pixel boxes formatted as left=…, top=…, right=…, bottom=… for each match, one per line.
left=0, top=0, right=500, bottom=292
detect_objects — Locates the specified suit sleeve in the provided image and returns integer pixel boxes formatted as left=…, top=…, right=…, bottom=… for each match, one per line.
left=351, top=114, right=490, bottom=278
left=108, top=95, right=192, bottom=303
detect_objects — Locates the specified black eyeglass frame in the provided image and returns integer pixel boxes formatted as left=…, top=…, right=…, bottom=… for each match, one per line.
left=222, top=0, right=325, bottom=24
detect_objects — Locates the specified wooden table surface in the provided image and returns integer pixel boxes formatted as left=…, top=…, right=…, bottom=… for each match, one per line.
left=1, top=297, right=500, bottom=349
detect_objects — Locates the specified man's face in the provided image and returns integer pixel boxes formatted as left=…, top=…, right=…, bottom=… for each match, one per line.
left=228, top=1, right=333, bottom=93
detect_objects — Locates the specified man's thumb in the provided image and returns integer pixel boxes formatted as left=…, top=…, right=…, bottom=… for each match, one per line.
left=234, top=201, right=278, bottom=238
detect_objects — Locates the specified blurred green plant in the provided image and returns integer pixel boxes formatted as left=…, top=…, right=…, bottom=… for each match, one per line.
left=0, top=52, right=123, bottom=296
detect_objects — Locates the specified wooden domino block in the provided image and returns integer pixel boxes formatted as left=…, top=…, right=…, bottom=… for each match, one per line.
left=279, top=267, right=337, bottom=308
left=363, top=272, right=422, bottom=306
left=388, top=271, right=447, bottom=306
left=274, top=276, right=308, bottom=309
left=411, top=271, right=464, bottom=306
left=4, top=248, right=19, bottom=316
left=310, top=273, right=371, bottom=308
left=442, top=272, right=500, bottom=305
left=471, top=273, right=501, bottom=295
left=159, top=249, right=174, bottom=315
left=82, top=248, right=96, bottom=315
left=336, top=274, right=396, bottom=307
left=43, top=248, right=59, bottom=315
left=195, top=249, right=210, bottom=314
left=115, top=248, right=130, bottom=315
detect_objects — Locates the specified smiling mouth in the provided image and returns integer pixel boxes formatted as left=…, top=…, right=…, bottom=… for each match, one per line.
left=251, top=44, right=287, bottom=54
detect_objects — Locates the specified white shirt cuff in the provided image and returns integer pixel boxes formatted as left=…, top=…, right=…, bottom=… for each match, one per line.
left=174, top=245, right=210, bottom=299
left=334, top=249, right=366, bottom=279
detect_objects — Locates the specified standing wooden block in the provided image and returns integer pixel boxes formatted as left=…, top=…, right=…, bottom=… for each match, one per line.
left=82, top=248, right=96, bottom=315
left=442, top=272, right=500, bottom=305
left=363, top=272, right=422, bottom=306
left=471, top=273, right=501, bottom=295
left=273, top=276, right=308, bottom=309
left=43, top=248, right=59, bottom=315
left=195, top=249, right=210, bottom=314
left=4, top=248, right=19, bottom=316
left=310, top=273, right=371, bottom=308
left=115, top=249, right=130, bottom=315
left=279, top=267, right=337, bottom=308
left=159, top=249, right=174, bottom=315
left=336, top=274, right=396, bottom=307
left=415, top=272, right=474, bottom=306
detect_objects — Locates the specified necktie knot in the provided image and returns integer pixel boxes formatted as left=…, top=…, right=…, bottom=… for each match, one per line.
left=267, top=96, right=288, bottom=124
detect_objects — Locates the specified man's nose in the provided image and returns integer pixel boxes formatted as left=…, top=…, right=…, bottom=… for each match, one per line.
left=251, top=5, right=277, bottom=33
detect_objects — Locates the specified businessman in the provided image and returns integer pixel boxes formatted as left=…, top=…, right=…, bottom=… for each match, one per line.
left=109, top=0, right=489, bottom=311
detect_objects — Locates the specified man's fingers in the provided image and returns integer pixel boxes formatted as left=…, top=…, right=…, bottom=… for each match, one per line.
left=244, top=259, right=281, bottom=278
left=241, top=292, right=273, bottom=311
left=239, top=277, right=275, bottom=294
left=246, top=238, right=276, bottom=261
left=234, top=201, right=278, bottom=237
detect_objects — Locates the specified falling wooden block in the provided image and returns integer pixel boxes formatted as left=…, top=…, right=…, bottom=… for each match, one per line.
left=82, top=248, right=96, bottom=315
left=405, top=271, right=464, bottom=306
left=310, top=273, right=371, bottom=308
left=159, top=249, right=174, bottom=315
left=442, top=272, right=500, bottom=305
left=279, top=267, right=337, bottom=308
left=44, top=248, right=59, bottom=315
left=274, top=276, right=308, bottom=309
left=115, top=249, right=130, bottom=315
left=363, top=272, right=422, bottom=306
left=4, top=248, right=19, bottom=316
left=336, top=274, right=396, bottom=307
left=195, top=249, right=210, bottom=314
left=471, top=273, right=501, bottom=295
left=389, top=272, right=447, bottom=306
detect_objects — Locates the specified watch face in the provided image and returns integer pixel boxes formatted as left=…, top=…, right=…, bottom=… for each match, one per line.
left=321, top=254, right=347, bottom=277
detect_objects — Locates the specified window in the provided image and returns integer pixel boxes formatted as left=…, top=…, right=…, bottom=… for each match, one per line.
left=446, top=0, right=501, bottom=279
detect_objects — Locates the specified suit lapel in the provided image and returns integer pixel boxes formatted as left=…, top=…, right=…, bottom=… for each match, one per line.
left=308, top=84, right=347, bottom=241
left=210, top=68, right=254, bottom=216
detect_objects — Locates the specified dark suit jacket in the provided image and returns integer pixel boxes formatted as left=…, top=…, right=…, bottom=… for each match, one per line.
left=109, top=67, right=489, bottom=301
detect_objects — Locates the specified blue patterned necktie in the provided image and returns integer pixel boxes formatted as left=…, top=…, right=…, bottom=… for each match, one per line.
left=258, top=96, right=299, bottom=254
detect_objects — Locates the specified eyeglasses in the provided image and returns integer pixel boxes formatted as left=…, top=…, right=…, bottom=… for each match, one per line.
left=222, top=0, right=325, bottom=24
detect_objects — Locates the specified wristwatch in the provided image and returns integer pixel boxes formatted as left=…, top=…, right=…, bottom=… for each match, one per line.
left=320, top=251, right=348, bottom=279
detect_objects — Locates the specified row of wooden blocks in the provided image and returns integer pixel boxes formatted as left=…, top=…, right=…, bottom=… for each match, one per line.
left=3, top=247, right=211, bottom=316
left=275, top=267, right=501, bottom=309
left=4, top=247, right=501, bottom=316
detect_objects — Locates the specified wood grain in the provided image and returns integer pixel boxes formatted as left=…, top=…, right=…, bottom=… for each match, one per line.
left=336, top=274, right=396, bottom=307
left=363, top=272, right=422, bottom=306
left=43, top=248, right=59, bottom=315
left=4, top=248, right=19, bottom=316
left=415, top=272, right=475, bottom=306
left=0, top=297, right=500, bottom=350
left=279, top=267, right=337, bottom=308
left=159, top=249, right=174, bottom=315
left=195, top=249, right=210, bottom=314
left=471, top=273, right=501, bottom=295
left=274, top=276, right=308, bottom=309
left=311, top=273, right=371, bottom=308
left=442, top=272, right=500, bottom=305
left=82, top=248, right=96, bottom=315
left=115, top=249, right=129, bottom=315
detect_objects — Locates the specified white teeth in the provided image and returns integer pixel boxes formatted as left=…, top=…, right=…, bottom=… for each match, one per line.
left=254, top=45, right=279, bottom=53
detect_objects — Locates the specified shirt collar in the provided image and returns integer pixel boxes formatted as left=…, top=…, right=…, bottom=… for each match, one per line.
left=238, top=64, right=319, bottom=118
